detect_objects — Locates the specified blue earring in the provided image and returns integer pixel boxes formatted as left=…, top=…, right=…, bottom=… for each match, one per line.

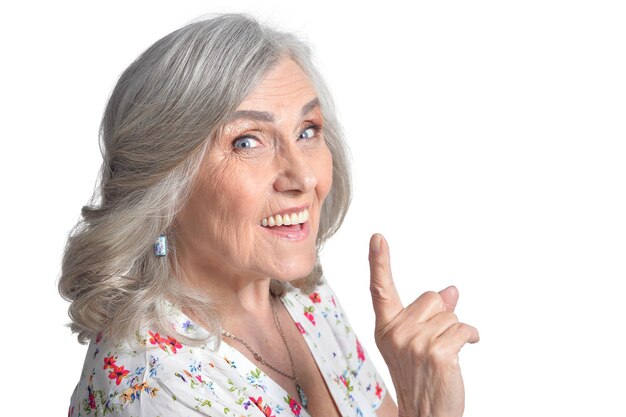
left=154, top=234, right=167, bottom=257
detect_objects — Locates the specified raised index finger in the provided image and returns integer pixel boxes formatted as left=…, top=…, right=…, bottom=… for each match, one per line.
left=369, top=234, right=404, bottom=328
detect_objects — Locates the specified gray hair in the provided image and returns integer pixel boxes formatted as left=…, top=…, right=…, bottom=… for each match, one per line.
left=58, top=14, right=351, bottom=345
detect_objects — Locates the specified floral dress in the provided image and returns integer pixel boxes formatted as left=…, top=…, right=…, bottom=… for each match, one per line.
left=68, top=280, right=387, bottom=417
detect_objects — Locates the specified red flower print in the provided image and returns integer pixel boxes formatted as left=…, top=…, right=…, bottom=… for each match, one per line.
left=303, top=307, right=316, bottom=325
left=108, top=365, right=129, bottom=385
left=309, top=292, right=321, bottom=303
left=148, top=331, right=166, bottom=350
left=295, top=322, right=306, bottom=334
left=375, top=382, right=383, bottom=399
left=288, top=397, right=302, bottom=416
left=304, top=311, right=315, bottom=325
left=340, top=375, right=348, bottom=388
left=165, top=335, right=183, bottom=354
left=148, top=331, right=182, bottom=354
left=356, top=339, right=365, bottom=362
left=96, top=332, right=103, bottom=343
left=249, top=397, right=276, bottom=417
left=103, top=355, right=116, bottom=370
left=331, top=296, right=336, bottom=307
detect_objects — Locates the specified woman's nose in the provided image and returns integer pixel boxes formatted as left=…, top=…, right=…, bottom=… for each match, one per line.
left=273, top=147, right=318, bottom=194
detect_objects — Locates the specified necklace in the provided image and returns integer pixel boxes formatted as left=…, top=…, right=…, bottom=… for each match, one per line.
left=220, top=298, right=309, bottom=408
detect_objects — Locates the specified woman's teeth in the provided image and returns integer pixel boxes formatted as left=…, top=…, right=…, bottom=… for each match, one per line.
left=261, top=209, right=309, bottom=227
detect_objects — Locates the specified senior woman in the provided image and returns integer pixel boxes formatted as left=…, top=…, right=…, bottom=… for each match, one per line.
left=60, top=14, right=478, bottom=417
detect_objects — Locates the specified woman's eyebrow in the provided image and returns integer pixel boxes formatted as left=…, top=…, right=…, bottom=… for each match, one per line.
left=227, top=109, right=274, bottom=123
left=301, top=97, right=320, bottom=116
left=226, top=98, right=320, bottom=124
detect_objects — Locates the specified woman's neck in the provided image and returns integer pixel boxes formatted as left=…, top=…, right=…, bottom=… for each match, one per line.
left=174, top=253, right=279, bottom=336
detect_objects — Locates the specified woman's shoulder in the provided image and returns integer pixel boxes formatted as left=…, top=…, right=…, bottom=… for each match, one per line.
left=68, top=307, right=229, bottom=416
left=68, top=329, right=191, bottom=415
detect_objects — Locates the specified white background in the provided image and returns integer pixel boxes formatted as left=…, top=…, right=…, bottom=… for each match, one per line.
left=1, top=1, right=625, bottom=416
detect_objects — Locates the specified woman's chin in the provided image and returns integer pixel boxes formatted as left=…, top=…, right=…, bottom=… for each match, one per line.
left=266, top=255, right=317, bottom=283
left=271, top=268, right=316, bottom=283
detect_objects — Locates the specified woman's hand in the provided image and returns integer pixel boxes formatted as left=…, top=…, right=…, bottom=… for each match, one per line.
left=368, top=234, right=479, bottom=417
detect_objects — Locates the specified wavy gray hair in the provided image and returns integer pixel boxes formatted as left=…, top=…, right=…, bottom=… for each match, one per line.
left=58, top=14, right=351, bottom=345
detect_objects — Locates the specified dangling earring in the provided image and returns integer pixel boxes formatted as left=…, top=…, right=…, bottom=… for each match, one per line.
left=154, top=234, right=167, bottom=257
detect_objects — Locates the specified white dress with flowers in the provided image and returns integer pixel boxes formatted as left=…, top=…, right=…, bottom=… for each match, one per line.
left=68, top=280, right=388, bottom=417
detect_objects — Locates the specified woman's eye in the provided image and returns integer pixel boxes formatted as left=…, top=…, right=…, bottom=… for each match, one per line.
left=232, top=136, right=260, bottom=149
left=299, top=125, right=318, bottom=140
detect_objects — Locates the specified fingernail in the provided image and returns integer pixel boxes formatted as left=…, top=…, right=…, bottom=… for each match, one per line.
left=370, top=234, right=383, bottom=253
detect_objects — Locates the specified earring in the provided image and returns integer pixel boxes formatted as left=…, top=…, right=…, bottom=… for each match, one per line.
left=154, top=234, right=167, bottom=257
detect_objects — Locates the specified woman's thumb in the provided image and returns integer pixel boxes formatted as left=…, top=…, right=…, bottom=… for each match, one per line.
left=369, top=234, right=404, bottom=328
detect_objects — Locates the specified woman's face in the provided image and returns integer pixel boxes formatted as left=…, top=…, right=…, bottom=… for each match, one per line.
left=176, top=58, right=333, bottom=285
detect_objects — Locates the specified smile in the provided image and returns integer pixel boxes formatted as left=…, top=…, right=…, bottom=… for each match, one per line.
left=260, top=208, right=310, bottom=227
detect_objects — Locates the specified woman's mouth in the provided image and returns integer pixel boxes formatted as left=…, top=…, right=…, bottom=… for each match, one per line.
left=259, top=208, right=310, bottom=240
